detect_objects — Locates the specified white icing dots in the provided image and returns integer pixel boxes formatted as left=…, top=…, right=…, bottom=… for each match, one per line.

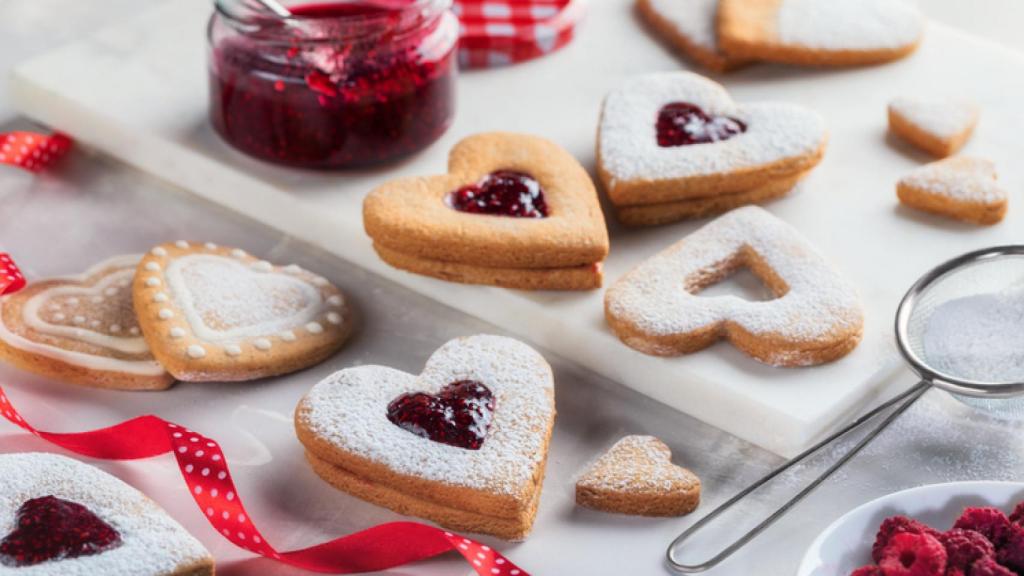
left=129, top=327, right=140, bottom=336
left=312, top=277, right=329, bottom=287
left=145, top=277, right=161, bottom=287
left=326, top=312, right=342, bottom=325
left=305, top=322, right=324, bottom=334
left=48, top=304, right=61, bottom=312
left=110, top=324, right=122, bottom=333
left=91, top=296, right=104, bottom=304
left=230, top=249, right=246, bottom=259
left=152, top=247, right=168, bottom=257
left=158, top=309, right=174, bottom=320
left=187, top=345, right=207, bottom=359
left=170, top=327, right=186, bottom=339
left=175, top=240, right=190, bottom=249
left=145, top=262, right=161, bottom=272
left=253, top=338, right=272, bottom=351
left=66, top=297, right=79, bottom=306
left=90, top=320, right=101, bottom=328
left=225, top=345, right=242, bottom=357
left=153, top=292, right=169, bottom=303
left=204, top=242, right=218, bottom=250
left=73, top=316, right=85, bottom=325
left=52, top=313, right=66, bottom=322
left=283, top=264, right=302, bottom=274
left=279, top=330, right=296, bottom=342
left=327, top=295, right=343, bottom=307
left=104, top=287, right=119, bottom=297
left=252, top=261, right=273, bottom=272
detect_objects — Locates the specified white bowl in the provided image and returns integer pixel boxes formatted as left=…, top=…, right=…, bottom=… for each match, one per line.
left=798, top=481, right=1024, bottom=576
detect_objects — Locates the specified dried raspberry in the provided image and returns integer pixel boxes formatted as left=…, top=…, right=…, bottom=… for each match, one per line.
left=874, top=516, right=943, bottom=563
left=1008, top=502, right=1024, bottom=527
left=996, top=524, right=1024, bottom=573
left=954, top=508, right=1012, bottom=547
left=851, top=567, right=884, bottom=576
left=878, top=532, right=947, bottom=576
left=940, top=529, right=995, bottom=572
left=970, top=557, right=1014, bottom=576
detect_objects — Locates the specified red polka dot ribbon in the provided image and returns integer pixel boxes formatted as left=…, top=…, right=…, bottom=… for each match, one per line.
left=0, top=254, right=26, bottom=295
left=454, top=0, right=584, bottom=67
left=0, top=131, right=72, bottom=173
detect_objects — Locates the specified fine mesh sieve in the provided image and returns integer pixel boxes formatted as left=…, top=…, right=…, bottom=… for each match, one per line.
left=667, top=246, right=1024, bottom=573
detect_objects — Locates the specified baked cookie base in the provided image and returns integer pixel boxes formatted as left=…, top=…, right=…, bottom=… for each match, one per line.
left=888, top=109, right=975, bottom=158
left=0, top=340, right=174, bottom=390
left=897, top=182, right=1007, bottom=225
left=635, top=0, right=748, bottom=73
left=576, top=484, right=700, bottom=517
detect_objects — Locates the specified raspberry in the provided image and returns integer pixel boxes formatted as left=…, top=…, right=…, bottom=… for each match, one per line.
left=946, top=569, right=966, bottom=576
left=970, top=557, right=1014, bottom=576
left=1009, top=502, right=1024, bottom=527
left=851, top=567, right=884, bottom=576
left=954, top=508, right=1011, bottom=547
left=878, top=532, right=948, bottom=576
left=940, top=529, right=995, bottom=572
left=996, top=524, right=1024, bottom=572
left=874, top=516, right=943, bottom=563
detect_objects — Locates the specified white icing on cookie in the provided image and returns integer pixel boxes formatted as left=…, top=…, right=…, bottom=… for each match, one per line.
left=646, top=0, right=721, bottom=53
left=305, top=322, right=324, bottom=334
left=900, top=157, right=1006, bottom=203
left=776, top=0, right=923, bottom=51
left=187, top=345, right=207, bottom=359
left=889, top=96, right=980, bottom=140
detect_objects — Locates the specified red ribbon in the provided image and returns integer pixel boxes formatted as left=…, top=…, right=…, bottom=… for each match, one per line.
left=0, top=254, right=26, bottom=295
left=0, top=257, right=528, bottom=575
left=0, top=132, right=71, bottom=173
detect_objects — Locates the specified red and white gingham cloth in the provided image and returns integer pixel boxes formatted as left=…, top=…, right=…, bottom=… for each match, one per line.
left=454, top=0, right=585, bottom=68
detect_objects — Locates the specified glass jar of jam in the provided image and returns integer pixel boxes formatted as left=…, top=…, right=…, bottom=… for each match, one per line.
left=208, top=0, right=458, bottom=169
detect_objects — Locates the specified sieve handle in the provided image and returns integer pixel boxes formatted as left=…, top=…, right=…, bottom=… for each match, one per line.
left=666, top=380, right=931, bottom=573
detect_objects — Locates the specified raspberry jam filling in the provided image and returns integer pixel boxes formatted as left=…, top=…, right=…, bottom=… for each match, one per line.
left=448, top=171, right=549, bottom=218
left=656, top=102, right=747, bottom=147
left=386, top=380, right=495, bottom=450
left=0, top=496, right=122, bottom=567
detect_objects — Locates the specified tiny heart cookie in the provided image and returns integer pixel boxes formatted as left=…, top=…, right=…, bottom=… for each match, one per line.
left=897, top=157, right=1008, bottom=225
left=295, top=335, right=556, bottom=541
left=597, top=72, right=826, bottom=211
left=0, top=255, right=172, bottom=391
left=889, top=96, right=980, bottom=158
left=717, top=0, right=924, bottom=67
left=575, top=435, right=701, bottom=517
left=636, top=0, right=748, bottom=72
left=133, top=242, right=353, bottom=382
left=0, top=453, right=213, bottom=575
left=605, top=206, right=864, bottom=367
left=364, top=132, right=609, bottom=291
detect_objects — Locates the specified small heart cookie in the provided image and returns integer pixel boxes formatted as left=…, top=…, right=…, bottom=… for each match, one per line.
left=576, top=436, right=701, bottom=517
left=597, top=72, right=826, bottom=218
left=889, top=97, right=980, bottom=158
left=0, top=453, right=213, bottom=575
left=0, top=255, right=172, bottom=391
left=605, top=206, right=864, bottom=366
left=636, top=0, right=748, bottom=72
left=133, top=242, right=353, bottom=382
left=295, top=335, right=556, bottom=541
left=364, top=132, right=609, bottom=291
left=717, top=0, right=925, bottom=67
left=897, top=157, right=1008, bottom=225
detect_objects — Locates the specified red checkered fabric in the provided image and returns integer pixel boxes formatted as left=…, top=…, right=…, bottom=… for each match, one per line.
left=454, top=0, right=585, bottom=67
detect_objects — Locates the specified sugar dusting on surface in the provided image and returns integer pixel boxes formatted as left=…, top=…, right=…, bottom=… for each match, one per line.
left=890, top=96, right=979, bottom=140
left=923, top=288, right=1024, bottom=383
left=577, top=435, right=699, bottom=493
left=776, top=0, right=924, bottom=51
left=900, top=157, right=1006, bottom=204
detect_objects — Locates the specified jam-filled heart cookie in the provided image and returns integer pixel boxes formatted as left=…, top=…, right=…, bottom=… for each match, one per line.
left=0, top=255, right=172, bottom=391
left=897, top=157, right=1008, bottom=225
left=295, top=335, right=556, bottom=541
left=364, top=132, right=609, bottom=290
left=0, top=453, right=213, bottom=575
left=133, top=242, right=353, bottom=382
left=717, top=0, right=924, bottom=67
left=636, top=0, right=748, bottom=72
left=605, top=206, right=864, bottom=366
left=597, top=72, right=826, bottom=226
left=889, top=97, right=980, bottom=158
left=576, top=436, right=701, bottom=517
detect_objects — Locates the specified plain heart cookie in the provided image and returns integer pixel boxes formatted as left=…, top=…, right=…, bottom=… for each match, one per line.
left=897, top=157, right=1008, bottom=225
left=717, top=0, right=925, bottom=67
left=363, top=132, right=609, bottom=290
left=605, top=206, right=864, bottom=367
left=575, top=436, right=701, bottom=517
left=294, top=335, right=556, bottom=541
left=888, top=96, right=980, bottom=158
left=0, top=255, right=172, bottom=391
left=636, top=0, right=748, bottom=72
left=133, top=242, right=353, bottom=382
left=0, top=453, right=213, bottom=575
left=597, top=72, right=826, bottom=225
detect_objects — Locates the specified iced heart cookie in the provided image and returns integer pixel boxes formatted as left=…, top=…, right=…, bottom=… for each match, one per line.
left=364, top=132, right=609, bottom=290
left=0, top=453, right=213, bottom=575
left=0, top=255, right=172, bottom=391
left=889, top=97, right=980, bottom=158
left=636, top=0, right=748, bottom=72
left=605, top=206, right=864, bottom=366
left=133, top=242, right=353, bottom=382
left=897, top=157, right=1008, bottom=225
left=575, top=436, right=701, bottom=517
left=717, top=0, right=924, bottom=67
left=295, top=335, right=556, bottom=540
left=597, top=72, right=826, bottom=225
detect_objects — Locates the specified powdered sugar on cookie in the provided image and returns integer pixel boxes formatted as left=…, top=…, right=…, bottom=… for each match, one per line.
left=578, top=436, right=698, bottom=493
left=889, top=97, right=980, bottom=141
left=644, top=0, right=721, bottom=54
left=901, top=157, right=1005, bottom=204
left=776, top=0, right=924, bottom=51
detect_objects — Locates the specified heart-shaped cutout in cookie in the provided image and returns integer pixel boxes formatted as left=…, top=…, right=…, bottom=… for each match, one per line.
left=598, top=72, right=827, bottom=206
left=0, top=255, right=171, bottom=390
left=1, top=496, right=122, bottom=566
left=605, top=206, right=864, bottom=366
left=576, top=435, right=701, bottom=517
left=637, top=0, right=749, bottom=72
left=134, top=242, right=353, bottom=382
left=295, top=335, right=556, bottom=540
left=364, top=132, right=609, bottom=291
left=717, top=0, right=924, bottom=66
left=897, top=156, right=1008, bottom=225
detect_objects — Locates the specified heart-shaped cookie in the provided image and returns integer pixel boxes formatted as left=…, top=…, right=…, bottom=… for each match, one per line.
left=0, top=453, right=213, bottom=574
left=364, top=132, right=609, bottom=290
left=0, top=255, right=171, bottom=390
left=636, top=0, right=748, bottom=72
left=597, top=72, right=826, bottom=207
left=889, top=97, right=980, bottom=158
left=717, top=0, right=924, bottom=67
left=897, top=157, right=1008, bottom=225
left=575, top=435, right=701, bottom=517
left=294, top=335, right=556, bottom=541
left=133, top=242, right=353, bottom=382
left=605, top=206, right=864, bottom=366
